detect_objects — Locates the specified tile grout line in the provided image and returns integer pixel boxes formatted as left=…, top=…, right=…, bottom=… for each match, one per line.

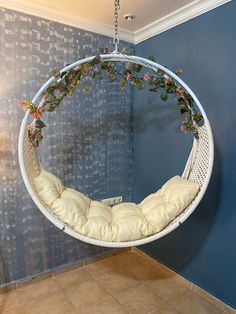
left=84, top=258, right=141, bottom=299
left=2, top=248, right=234, bottom=314
left=131, top=247, right=236, bottom=314
left=0, top=247, right=131, bottom=292
left=110, top=295, right=130, bottom=314
left=55, top=250, right=135, bottom=313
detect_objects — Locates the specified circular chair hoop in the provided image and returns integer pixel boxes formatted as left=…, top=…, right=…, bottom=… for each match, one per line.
left=18, top=54, right=214, bottom=247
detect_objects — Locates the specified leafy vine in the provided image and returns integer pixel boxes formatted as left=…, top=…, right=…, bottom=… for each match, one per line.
left=18, top=49, right=203, bottom=147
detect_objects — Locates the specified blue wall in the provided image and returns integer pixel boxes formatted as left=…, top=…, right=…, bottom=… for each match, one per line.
left=133, top=1, right=236, bottom=308
left=0, top=7, right=133, bottom=284
left=1, top=2, right=236, bottom=308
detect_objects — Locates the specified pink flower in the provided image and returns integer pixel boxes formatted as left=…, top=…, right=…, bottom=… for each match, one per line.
left=17, top=100, right=23, bottom=107
left=30, top=107, right=43, bottom=119
left=38, top=107, right=43, bottom=116
left=126, top=72, right=133, bottom=80
left=164, top=79, right=169, bottom=85
left=18, top=99, right=31, bottom=110
left=143, top=73, right=149, bottom=81
left=180, top=125, right=185, bottom=132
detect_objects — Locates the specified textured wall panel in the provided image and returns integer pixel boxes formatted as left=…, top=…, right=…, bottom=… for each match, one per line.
left=0, top=7, right=133, bottom=284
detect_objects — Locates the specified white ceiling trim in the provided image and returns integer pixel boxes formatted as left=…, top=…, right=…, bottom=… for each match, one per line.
left=0, top=0, right=231, bottom=45
left=134, top=0, right=232, bottom=44
left=0, top=0, right=135, bottom=43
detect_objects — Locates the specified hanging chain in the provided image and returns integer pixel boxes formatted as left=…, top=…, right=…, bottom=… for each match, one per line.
left=113, top=0, right=120, bottom=53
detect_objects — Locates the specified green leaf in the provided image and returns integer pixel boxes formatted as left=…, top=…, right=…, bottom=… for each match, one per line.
left=177, top=101, right=187, bottom=110
left=132, top=77, right=145, bottom=90
left=148, top=55, right=156, bottom=62
left=90, top=55, right=101, bottom=66
left=157, top=78, right=165, bottom=87
left=101, top=62, right=110, bottom=70
left=166, top=88, right=174, bottom=94
left=160, top=92, right=168, bottom=101
left=35, top=119, right=46, bottom=129
left=120, top=78, right=127, bottom=90
left=23, top=50, right=201, bottom=148
left=193, top=112, right=203, bottom=124
left=133, top=63, right=142, bottom=72
left=182, top=110, right=191, bottom=119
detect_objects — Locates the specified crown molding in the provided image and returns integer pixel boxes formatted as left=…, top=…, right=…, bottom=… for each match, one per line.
left=0, top=0, right=135, bottom=43
left=134, top=0, right=232, bottom=44
left=0, top=0, right=231, bottom=45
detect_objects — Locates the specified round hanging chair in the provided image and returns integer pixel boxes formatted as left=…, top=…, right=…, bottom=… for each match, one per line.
left=18, top=54, right=214, bottom=247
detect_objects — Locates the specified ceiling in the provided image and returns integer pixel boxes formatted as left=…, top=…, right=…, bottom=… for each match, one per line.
left=26, top=0, right=192, bottom=32
left=0, top=0, right=231, bottom=43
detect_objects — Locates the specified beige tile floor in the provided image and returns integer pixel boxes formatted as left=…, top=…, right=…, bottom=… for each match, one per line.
left=0, top=250, right=235, bottom=314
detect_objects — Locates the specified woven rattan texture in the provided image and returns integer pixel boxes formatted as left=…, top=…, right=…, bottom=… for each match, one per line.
left=189, top=125, right=210, bottom=187
left=23, top=128, right=41, bottom=189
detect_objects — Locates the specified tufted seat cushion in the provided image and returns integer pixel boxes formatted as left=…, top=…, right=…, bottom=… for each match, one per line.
left=34, top=170, right=199, bottom=242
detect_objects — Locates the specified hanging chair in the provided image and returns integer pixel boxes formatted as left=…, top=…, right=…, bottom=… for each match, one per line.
left=18, top=54, right=214, bottom=247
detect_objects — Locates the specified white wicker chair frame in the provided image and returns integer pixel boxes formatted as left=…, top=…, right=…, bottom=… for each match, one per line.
left=18, top=54, right=214, bottom=248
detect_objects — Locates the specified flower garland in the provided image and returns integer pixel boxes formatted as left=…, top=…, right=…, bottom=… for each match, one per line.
left=18, top=49, right=203, bottom=147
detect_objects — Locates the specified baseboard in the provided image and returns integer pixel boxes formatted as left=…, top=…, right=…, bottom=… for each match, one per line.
left=1, top=245, right=234, bottom=313
left=0, top=247, right=131, bottom=292
left=132, top=247, right=235, bottom=313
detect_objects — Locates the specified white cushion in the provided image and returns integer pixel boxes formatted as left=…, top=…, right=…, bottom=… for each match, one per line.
left=34, top=171, right=199, bottom=242
left=34, top=170, right=64, bottom=206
